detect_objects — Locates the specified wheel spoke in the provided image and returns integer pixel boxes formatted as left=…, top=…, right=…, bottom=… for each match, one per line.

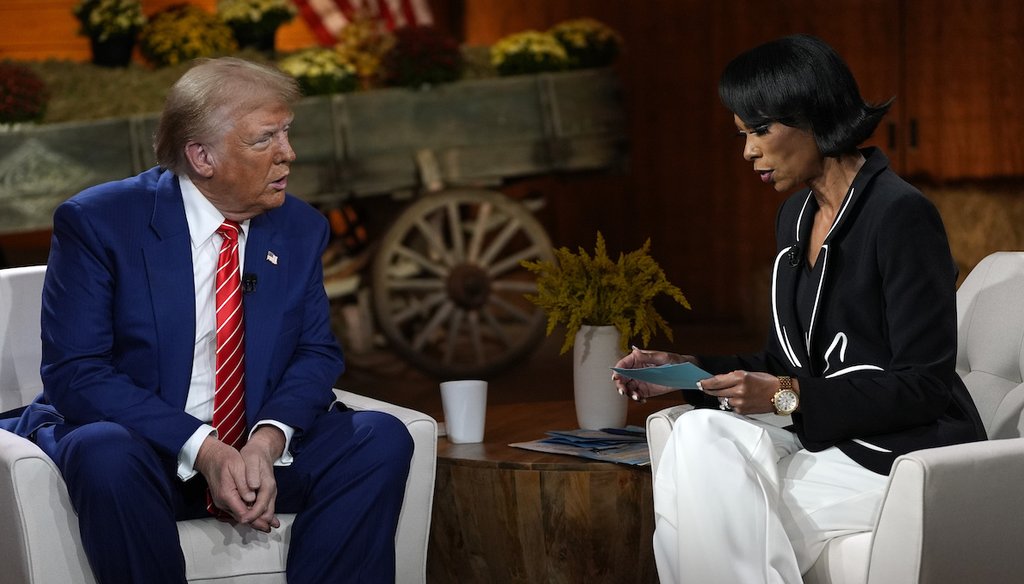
left=488, top=293, right=534, bottom=323
left=467, top=311, right=485, bottom=364
left=394, top=244, right=448, bottom=278
left=385, top=278, right=446, bottom=291
left=477, top=216, right=521, bottom=268
left=488, top=244, right=546, bottom=278
left=412, top=300, right=455, bottom=351
left=442, top=308, right=466, bottom=365
left=479, top=305, right=512, bottom=348
left=446, top=201, right=466, bottom=263
left=466, top=202, right=492, bottom=264
left=414, top=216, right=455, bottom=268
left=391, top=291, right=448, bottom=325
left=491, top=279, right=538, bottom=294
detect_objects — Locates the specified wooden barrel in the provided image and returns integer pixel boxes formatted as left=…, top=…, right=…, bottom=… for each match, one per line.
left=428, top=400, right=662, bottom=583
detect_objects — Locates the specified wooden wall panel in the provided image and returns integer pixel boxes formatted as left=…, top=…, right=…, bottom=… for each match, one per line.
left=902, top=0, right=1024, bottom=180
left=461, top=0, right=910, bottom=334
left=0, top=0, right=87, bottom=61
left=462, top=0, right=761, bottom=329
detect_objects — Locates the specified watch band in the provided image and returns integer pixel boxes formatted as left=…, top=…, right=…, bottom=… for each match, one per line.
left=773, top=376, right=796, bottom=415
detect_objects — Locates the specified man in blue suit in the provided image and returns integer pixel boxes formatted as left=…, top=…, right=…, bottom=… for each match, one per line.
left=19, top=57, right=413, bottom=583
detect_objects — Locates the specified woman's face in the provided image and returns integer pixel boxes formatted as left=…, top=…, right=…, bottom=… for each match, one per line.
left=734, top=115, right=822, bottom=193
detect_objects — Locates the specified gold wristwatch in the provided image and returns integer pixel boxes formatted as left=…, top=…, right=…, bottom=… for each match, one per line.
left=771, top=376, right=799, bottom=415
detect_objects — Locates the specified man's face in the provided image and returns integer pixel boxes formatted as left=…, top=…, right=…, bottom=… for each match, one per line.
left=203, top=100, right=295, bottom=220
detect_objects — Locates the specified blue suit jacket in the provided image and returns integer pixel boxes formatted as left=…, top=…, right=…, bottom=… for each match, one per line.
left=15, top=166, right=344, bottom=460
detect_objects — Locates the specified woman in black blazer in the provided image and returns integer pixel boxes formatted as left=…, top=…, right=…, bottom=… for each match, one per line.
left=613, top=35, right=985, bottom=583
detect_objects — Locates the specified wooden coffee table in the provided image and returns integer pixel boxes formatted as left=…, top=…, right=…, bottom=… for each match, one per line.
left=427, top=398, right=672, bottom=583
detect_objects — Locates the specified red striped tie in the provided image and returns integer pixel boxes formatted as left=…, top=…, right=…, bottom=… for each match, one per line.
left=208, top=220, right=247, bottom=517
left=213, top=220, right=247, bottom=449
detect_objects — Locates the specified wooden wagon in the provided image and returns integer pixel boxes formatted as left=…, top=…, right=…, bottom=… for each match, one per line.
left=0, top=68, right=627, bottom=377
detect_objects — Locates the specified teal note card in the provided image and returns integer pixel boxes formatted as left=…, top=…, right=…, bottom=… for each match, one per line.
left=610, top=362, right=712, bottom=390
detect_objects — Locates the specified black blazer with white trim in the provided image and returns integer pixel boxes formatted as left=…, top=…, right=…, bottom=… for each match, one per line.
left=698, top=148, right=985, bottom=474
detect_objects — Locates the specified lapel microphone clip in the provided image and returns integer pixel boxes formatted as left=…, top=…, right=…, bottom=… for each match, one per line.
left=242, top=273, right=258, bottom=294
left=788, top=245, right=802, bottom=268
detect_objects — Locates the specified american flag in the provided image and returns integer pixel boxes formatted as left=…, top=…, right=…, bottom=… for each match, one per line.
left=293, top=0, right=434, bottom=45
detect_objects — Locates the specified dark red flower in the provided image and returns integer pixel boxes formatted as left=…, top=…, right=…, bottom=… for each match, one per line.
left=0, top=62, right=49, bottom=124
left=383, top=26, right=463, bottom=88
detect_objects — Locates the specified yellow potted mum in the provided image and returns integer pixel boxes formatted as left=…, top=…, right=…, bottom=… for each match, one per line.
left=218, top=0, right=298, bottom=53
left=72, top=0, right=147, bottom=67
left=490, top=30, right=568, bottom=76
left=521, top=232, right=690, bottom=429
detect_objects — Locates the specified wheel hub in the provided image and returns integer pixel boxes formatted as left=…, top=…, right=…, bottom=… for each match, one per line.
left=447, top=264, right=491, bottom=309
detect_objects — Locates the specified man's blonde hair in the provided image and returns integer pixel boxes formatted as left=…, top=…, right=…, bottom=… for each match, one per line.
left=154, top=57, right=300, bottom=176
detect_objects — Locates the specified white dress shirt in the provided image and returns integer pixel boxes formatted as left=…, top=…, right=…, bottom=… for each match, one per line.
left=175, top=175, right=294, bottom=480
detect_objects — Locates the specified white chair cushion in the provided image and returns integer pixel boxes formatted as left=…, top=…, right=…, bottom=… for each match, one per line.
left=956, top=252, right=1024, bottom=436
left=179, top=515, right=292, bottom=583
left=804, top=533, right=871, bottom=584
left=0, top=266, right=46, bottom=411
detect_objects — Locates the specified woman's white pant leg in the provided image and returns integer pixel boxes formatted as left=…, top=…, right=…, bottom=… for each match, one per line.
left=776, top=446, right=888, bottom=573
left=652, top=409, right=804, bottom=584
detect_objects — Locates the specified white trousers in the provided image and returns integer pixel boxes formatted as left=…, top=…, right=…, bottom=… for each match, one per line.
left=653, top=409, right=889, bottom=584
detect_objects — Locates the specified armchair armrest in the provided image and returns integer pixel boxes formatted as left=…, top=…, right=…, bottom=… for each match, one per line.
left=332, top=389, right=437, bottom=584
left=0, top=430, right=95, bottom=584
left=646, top=405, right=790, bottom=477
left=867, top=437, right=1024, bottom=584
left=646, top=404, right=694, bottom=477
left=1, top=392, right=437, bottom=584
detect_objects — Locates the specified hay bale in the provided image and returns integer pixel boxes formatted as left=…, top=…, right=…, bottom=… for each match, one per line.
left=926, top=186, right=1024, bottom=283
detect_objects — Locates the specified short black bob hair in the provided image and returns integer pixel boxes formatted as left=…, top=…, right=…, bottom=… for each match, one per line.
left=719, top=34, right=892, bottom=157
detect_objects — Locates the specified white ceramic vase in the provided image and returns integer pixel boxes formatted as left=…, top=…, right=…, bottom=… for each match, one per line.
left=572, top=324, right=628, bottom=430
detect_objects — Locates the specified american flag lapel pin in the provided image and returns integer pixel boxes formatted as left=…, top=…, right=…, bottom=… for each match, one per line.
left=266, top=251, right=278, bottom=265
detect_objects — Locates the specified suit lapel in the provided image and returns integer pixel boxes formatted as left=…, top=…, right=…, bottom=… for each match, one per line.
left=778, top=148, right=891, bottom=374
left=143, top=172, right=196, bottom=410
left=241, top=209, right=286, bottom=421
left=772, top=193, right=814, bottom=373
left=821, top=148, right=887, bottom=245
left=806, top=150, right=889, bottom=350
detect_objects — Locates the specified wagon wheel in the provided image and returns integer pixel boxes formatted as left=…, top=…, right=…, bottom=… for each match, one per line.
left=371, top=188, right=554, bottom=378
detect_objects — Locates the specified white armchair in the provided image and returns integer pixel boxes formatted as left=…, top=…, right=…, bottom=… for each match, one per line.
left=0, top=265, right=438, bottom=584
left=647, top=251, right=1024, bottom=584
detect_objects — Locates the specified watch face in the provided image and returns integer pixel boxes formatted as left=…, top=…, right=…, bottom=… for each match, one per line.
left=775, top=389, right=798, bottom=414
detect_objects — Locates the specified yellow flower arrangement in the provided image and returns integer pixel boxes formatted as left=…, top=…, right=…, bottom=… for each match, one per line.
left=217, top=0, right=297, bottom=26
left=334, top=17, right=395, bottom=89
left=490, top=30, right=568, bottom=76
left=139, top=4, right=239, bottom=68
left=218, top=0, right=297, bottom=51
left=73, top=0, right=146, bottom=43
left=521, top=232, right=691, bottom=354
left=278, top=48, right=359, bottom=96
left=549, top=18, right=623, bottom=69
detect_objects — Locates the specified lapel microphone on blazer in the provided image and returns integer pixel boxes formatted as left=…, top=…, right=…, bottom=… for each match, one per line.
left=788, top=245, right=802, bottom=268
left=242, top=273, right=257, bottom=294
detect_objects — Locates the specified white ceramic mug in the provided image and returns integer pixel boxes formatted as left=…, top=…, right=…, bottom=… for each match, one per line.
left=439, top=380, right=488, bottom=443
